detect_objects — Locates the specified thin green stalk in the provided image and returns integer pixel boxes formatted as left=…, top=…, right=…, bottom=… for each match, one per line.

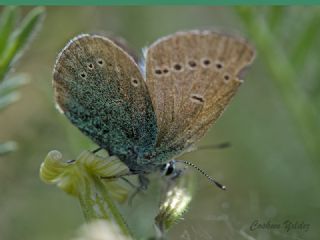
left=235, top=7, right=320, bottom=164
left=267, top=6, right=286, bottom=31
left=290, top=9, right=320, bottom=68
left=77, top=172, right=131, bottom=236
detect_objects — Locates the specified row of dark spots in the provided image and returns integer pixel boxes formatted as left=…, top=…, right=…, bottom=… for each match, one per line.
left=154, top=59, right=225, bottom=76
left=79, top=58, right=107, bottom=79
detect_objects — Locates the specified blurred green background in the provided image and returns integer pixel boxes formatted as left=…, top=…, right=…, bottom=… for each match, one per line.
left=1, top=6, right=320, bottom=240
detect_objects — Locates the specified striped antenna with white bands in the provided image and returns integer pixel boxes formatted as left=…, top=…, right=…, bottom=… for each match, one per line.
left=177, top=160, right=226, bottom=190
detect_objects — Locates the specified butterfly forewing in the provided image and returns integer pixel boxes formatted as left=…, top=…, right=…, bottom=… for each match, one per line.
left=53, top=35, right=157, bottom=168
left=145, top=31, right=255, bottom=158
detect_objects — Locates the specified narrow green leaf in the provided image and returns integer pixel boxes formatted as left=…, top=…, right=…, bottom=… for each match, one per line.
left=291, top=11, right=320, bottom=68
left=0, top=74, right=29, bottom=96
left=0, top=141, right=17, bottom=155
left=267, top=6, right=285, bottom=31
left=0, top=91, right=20, bottom=111
left=0, top=7, right=45, bottom=80
left=0, top=7, right=18, bottom=60
left=235, top=6, right=255, bottom=28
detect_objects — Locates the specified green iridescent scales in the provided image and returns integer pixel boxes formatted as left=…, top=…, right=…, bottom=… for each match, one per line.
left=53, top=35, right=158, bottom=172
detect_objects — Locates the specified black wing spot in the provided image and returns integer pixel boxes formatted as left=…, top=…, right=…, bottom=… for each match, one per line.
left=131, top=78, right=139, bottom=87
left=190, top=94, right=205, bottom=104
left=87, top=63, right=94, bottom=70
left=202, top=58, right=211, bottom=67
left=188, top=60, right=197, bottom=68
left=173, top=63, right=183, bottom=71
left=224, top=74, right=230, bottom=81
left=215, top=62, right=223, bottom=70
left=155, top=69, right=162, bottom=75
left=80, top=72, right=87, bottom=79
left=163, top=67, right=170, bottom=75
left=97, top=58, right=105, bottom=66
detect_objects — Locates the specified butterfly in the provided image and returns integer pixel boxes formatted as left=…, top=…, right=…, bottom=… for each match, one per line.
left=53, top=30, right=255, bottom=189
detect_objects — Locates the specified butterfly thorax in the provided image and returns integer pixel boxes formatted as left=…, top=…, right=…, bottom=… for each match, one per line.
left=119, top=143, right=187, bottom=174
left=117, top=146, right=159, bottom=173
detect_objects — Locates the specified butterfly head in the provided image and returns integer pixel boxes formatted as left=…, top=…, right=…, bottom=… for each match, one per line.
left=161, top=160, right=178, bottom=177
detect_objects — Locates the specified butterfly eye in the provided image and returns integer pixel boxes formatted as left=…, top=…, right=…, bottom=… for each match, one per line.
left=161, top=161, right=176, bottom=176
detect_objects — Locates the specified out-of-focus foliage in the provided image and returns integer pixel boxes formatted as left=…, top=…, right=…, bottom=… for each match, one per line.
left=73, top=220, right=131, bottom=240
left=235, top=7, right=320, bottom=164
left=0, top=6, right=45, bottom=155
left=1, top=6, right=320, bottom=240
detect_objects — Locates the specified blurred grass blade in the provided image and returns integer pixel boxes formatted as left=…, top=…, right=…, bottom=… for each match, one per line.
left=0, top=7, right=45, bottom=80
left=0, top=141, right=17, bottom=155
left=291, top=11, right=320, bottom=68
left=0, top=91, right=20, bottom=111
left=267, top=6, right=285, bottom=31
left=0, top=7, right=18, bottom=61
left=235, top=6, right=320, bottom=164
left=0, top=74, right=29, bottom=96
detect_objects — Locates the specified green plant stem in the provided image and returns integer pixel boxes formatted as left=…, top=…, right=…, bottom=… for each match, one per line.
left=291, top=10, right=320, bottom=68
left=77, top=171, right=131, bottom=237
left=267, top=6, right=285, bottom=31
left=235, top=7, right=320, bottom=164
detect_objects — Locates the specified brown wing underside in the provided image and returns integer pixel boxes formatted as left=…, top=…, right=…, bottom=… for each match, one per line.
left=145, top=31, right=255, bottom=152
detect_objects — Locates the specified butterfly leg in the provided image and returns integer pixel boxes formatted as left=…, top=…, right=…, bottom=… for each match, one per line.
left=65, top=148, right=103, bottom=164
left=120, top=176, right=137, bottom=189
left=91, top=147, right=103, bottom=154
left=128, top=174, right=150, bottom=205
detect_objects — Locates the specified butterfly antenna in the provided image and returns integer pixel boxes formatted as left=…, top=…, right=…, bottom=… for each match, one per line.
left=177, top=160, right=226, bottom=190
